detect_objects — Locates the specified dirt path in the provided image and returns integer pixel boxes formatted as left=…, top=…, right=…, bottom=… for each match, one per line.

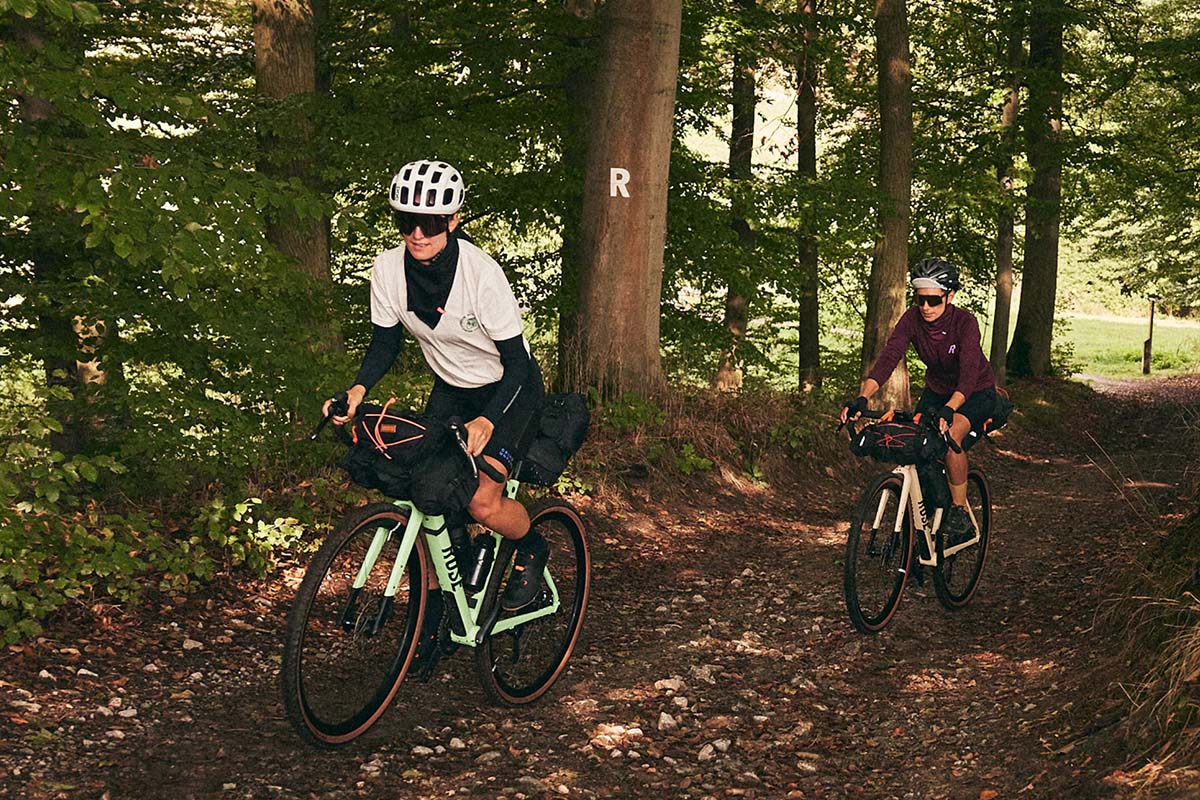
left=2, top=376, right=1198, bottom=800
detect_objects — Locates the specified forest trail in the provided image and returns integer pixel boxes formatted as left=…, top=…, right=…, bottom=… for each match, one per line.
left=2, top=377, right=1198, bottom=800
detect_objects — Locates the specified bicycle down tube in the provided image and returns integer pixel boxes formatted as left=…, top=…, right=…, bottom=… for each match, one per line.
left=348, top=491, right=562, bottom=648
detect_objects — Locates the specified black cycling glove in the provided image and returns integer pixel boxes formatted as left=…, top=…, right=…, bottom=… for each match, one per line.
left=935, top=405, right=956, bottom=429
left=843, top=395, right=868, bottom=420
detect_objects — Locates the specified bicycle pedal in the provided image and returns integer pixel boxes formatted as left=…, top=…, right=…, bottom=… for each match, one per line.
left=412, top=648, right=442, bottom=683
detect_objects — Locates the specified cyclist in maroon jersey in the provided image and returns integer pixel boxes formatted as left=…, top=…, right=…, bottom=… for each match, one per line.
left=840, top=258, right=1001, bottom=542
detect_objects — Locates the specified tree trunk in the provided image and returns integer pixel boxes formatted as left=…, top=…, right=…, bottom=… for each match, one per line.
left=796, top=0, right=821, bottom=393
left=555, top=0, right=598, bottom=391
left=1008, top=0, right=1064, bottom=378
left=253, top=0, right=339, bottom=350
left=13, top=16, right=90, bottom=455
left=714, top=0, right=758, bottom=393
left=862, top=0, right=913, bottom=410
left=990, top=5, right=1024, bottom=387
left=568, top=0, right=682, bottom=397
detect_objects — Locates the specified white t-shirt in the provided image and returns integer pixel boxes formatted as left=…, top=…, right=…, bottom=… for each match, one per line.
left=369, top=239, right=527, bottom=389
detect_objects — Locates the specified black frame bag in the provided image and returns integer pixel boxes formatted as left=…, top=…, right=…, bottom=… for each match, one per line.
left=410, top=449, right=476, bottom=521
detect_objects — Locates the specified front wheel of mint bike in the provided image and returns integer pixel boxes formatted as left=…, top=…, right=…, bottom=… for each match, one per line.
left=475, top=499, right=591, bottom=705
left=281, top=503, right=428, bottom=748
left=844, top=473, right=912, bottom=633
left=933, top=468, right=991, bottom=609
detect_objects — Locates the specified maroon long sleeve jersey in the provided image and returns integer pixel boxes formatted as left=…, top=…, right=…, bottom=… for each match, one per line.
left=867, top=305, right=996, bottom=397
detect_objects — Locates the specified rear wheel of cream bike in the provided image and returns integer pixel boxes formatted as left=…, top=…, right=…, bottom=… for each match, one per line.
left=933, top=468, right=991, bottom=609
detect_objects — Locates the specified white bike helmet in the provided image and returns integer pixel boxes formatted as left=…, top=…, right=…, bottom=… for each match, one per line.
left=388, top=160, right=465, bottom=214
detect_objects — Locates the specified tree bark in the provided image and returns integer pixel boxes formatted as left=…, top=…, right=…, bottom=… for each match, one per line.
left=253, top=0, right=339, bottom=350
left=555, top=0, right=599, bottom=391
left=714, top=0, right=758, bottom=393
left=862, top=0, right=913, bottom=410
left=990, top=3, right=1024, bottom=387
left=796, top=0, right=821, bottom=393
left=568, top=0, right=682, bottom=397
left=1008, top=0, right=1064, bottom=378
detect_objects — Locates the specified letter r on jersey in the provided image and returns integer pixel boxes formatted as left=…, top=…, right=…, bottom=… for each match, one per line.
left=610, top=168, right=630, bottom=198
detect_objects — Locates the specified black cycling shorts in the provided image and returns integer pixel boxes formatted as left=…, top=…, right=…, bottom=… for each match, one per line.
left=915, top=386, right=1000, bottom=453
left=423, top=360, right=544, bottom=476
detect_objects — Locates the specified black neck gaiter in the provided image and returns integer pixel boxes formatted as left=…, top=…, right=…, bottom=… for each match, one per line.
left=404, top=233, right=460, bottom=329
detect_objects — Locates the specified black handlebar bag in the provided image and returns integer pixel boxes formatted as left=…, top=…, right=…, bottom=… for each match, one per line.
left=849, top=414, right=945, bottom=465
left=338, top=400, right=449, bottom=500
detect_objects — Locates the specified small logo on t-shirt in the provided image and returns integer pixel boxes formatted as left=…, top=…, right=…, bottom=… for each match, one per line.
left=460, top=314, right=479, bottom=332
left=948, top=344, right=957, bottom=354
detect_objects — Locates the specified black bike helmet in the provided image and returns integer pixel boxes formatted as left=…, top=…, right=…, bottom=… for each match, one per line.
left=910, top=257, right=961, bottom=292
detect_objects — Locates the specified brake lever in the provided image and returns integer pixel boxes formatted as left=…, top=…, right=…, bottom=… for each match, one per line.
left=447, top=419, right=480, bottom=479
left=310, top=390, right=350, bottom=440
left=447, top=417, right=508, bottom=484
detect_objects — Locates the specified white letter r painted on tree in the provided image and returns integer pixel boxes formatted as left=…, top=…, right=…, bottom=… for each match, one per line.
left=610, top=168, right=630, bottom=198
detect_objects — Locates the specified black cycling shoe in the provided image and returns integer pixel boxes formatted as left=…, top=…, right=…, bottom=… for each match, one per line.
left=942, top=505, right=975, bottom=548
left=500, top=531, right=549, bottom=612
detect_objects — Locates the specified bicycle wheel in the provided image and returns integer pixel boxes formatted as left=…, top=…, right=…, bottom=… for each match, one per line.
left=844, top=472, right=912, bottom=633
left=281, top=503, right=428, bottom=747
left=933, top=468, right=991, bottom=609
left=475, top=499, right=590, bottom=705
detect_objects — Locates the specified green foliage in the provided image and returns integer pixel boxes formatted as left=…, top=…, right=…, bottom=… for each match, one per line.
left=0, top=485, right=308, bottom=644
left=674, top=443, right=714, bottom=476
left=1076, top=0, right=1200, bottom=306
left=596, top=391, right=667, bottom=432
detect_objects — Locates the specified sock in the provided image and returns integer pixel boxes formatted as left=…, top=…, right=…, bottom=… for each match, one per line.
left=949, top=481, right=968, bottom=507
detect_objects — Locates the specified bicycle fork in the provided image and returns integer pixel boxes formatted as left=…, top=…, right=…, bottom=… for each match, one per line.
left=340, top=513, right=423, bottom=636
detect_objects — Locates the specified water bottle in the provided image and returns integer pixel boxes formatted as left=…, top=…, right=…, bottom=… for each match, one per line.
left=465, top=536, right=495, bottom=593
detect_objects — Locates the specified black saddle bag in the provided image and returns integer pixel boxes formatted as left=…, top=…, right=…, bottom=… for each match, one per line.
left=984, top=387, right=1015, bottom=433
left=521, top=393, right=591, bottom=486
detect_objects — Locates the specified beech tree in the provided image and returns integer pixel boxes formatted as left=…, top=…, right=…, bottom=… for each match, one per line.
left=990, top=2, right=1024, bottom=387
left=861, top=0, right=913, bottom=409
left=253, top=0, right=339, bottom=349
left=1008, top=0, right=1064, bottom=378
left=555, top=0, right=599, bottom=391
left=568, top=0, right=683, bottom=396
left=796, top=0, right=821, bottom=392
left=714, top=0, right=758, bottom=392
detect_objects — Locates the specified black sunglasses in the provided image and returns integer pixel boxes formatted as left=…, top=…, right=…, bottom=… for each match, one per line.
left=914, top=293, right=947, bottom=307
left=394, top=211, right=452, bottom=237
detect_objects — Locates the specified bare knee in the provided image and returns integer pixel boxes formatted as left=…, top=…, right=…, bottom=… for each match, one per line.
left=468, top=490, right=504, bottom=527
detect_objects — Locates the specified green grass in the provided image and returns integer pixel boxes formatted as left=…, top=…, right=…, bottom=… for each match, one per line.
left=1058, top=314, right=1200, bottom=378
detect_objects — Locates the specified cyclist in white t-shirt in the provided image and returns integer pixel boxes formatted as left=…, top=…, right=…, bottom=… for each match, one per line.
left=325, top=160, right=548, bottom=619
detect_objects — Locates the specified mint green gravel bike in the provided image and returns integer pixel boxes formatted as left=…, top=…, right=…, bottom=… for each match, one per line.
left=280, top=405, right=591, bottom=748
